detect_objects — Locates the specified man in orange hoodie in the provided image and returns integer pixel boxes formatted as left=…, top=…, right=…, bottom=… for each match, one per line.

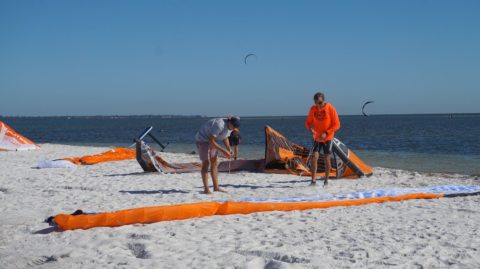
left=305, top=92, right=341, bottom=186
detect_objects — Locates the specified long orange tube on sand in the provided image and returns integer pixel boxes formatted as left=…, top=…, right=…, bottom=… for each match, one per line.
left=53, top=193, right=443, bottom=231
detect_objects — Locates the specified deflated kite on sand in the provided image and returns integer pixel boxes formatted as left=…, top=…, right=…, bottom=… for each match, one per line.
left=0, top=121, right=39, bottom=151
left=136, top=126, right=373, bottom=178
left=36, top=147, right=136, bottom=168
left=49, top=185, right=480, bottom=230
left=64, top=147, right=136, bottom=165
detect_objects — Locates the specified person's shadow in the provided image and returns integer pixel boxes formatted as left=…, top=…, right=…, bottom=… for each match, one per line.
left=220, top=184, right=292, bottom=190
left=271, top=179, right=309, bottom=184
left=119, top=189, right=189, bottom=195
left=103, top=171, right=151, bottom=177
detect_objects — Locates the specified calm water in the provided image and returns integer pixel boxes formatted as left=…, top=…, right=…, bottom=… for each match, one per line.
left=2, top=114, right=480, bottom=175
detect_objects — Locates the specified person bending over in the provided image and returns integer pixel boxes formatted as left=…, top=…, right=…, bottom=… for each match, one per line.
left=195, top=116, right=240, bottom=194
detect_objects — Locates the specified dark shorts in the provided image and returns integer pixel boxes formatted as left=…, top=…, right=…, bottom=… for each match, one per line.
left=312, top=140, right=333, bottom=154
left=229, top=132, right=241, bottom=146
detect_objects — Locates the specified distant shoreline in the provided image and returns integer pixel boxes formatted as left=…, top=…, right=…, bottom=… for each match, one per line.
left=1, top=113, right=479, bottom=119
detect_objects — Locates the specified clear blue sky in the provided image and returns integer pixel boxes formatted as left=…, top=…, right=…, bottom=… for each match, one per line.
left=1, top=0, right=479, bottom=116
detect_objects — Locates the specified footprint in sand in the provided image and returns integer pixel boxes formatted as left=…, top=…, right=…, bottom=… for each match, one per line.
left=29, top=254, right=69, bottom=266
left=58, top=186, right=95, bottom=191
left=127, top=243, right=151, bottom=259
left=237, top=250, right=310, bottom=264
left=128, top=233, right=152, bottom=240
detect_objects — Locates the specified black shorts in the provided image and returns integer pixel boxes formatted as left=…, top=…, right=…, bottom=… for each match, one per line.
left=228, top=132, right=241, bottom=146
left=312, top=140, right=333, bottom=154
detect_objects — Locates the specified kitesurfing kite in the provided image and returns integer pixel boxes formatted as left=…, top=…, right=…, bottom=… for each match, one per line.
left=48, top=185, right=480, bottom=230
left=362, top=101, right=374, bottom=117
left=0, top=121, right=39, bottom=151
left=244, top=53, right=257, bottom=65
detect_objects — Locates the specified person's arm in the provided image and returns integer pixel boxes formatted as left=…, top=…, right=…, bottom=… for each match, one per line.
left=305, top=107, right=315, bottom=136
left=209, top=136, right=231, bottom=158
left=223, top=138, right=232, bottom=154
left=325, top=106, right=341, bottom=137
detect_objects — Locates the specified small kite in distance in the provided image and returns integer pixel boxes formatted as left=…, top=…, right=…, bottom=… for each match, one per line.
left=362, top=101, right=374, bottom=117
left=244, top=53, right=257, bottom=65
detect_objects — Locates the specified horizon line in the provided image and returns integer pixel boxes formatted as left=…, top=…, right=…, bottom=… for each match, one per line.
left=1, top=112, right=479, bottom=118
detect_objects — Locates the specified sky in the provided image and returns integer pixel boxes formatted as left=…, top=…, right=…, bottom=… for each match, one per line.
left=1, top=0, right=479, bottom=116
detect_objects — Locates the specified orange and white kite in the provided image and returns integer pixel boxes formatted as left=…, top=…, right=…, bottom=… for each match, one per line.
left=0, top=121, right=39, bottom=151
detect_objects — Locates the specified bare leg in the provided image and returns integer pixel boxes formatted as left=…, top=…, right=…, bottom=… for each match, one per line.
left=310, top=152, right=319, bottom=184
left=233, top=146, right=238, bottom=160
left=201, top=160, right=212, bottom=194
left=324, top=154, right=331, bottom=186
left=211, top=157, right=226, bottom=192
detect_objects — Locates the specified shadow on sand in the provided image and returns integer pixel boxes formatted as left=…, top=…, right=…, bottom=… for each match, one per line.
left=271, top=179, right=310, bottom=184
left=119, top=189, right=189, bottom=195
left=33, top=227, right=61, bottom=235
left=220, top=184, right=293, bottom=190
left=103, top=171, right=151, bottom=177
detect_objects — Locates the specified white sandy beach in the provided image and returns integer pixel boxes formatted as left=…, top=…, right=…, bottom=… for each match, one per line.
left=0, top=144, right=479, bottom=268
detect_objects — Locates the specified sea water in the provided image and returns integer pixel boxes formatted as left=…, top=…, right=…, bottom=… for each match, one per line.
left=3, top=114, right=479, bottom=175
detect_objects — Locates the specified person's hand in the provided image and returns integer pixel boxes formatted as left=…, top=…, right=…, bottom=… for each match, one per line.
left=310, top=128, right=316, bottom=139
left=319, top=132, right=327, bottom=140
left=223, top=150, right=232, bottom=159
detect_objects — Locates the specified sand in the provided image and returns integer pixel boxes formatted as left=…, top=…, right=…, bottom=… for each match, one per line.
left=0, top=144, right=479, bottom=268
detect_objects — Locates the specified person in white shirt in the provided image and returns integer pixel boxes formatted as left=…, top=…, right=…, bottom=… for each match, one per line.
left=195, top=116, right=240, bottom=194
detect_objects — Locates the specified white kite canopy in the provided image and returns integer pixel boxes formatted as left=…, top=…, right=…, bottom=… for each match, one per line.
left=0, top=121, right=39, bottom=151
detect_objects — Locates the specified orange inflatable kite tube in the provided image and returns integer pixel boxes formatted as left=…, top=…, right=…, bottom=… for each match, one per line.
left=215, top=193, right=443, bottom=215
left=54, top=202, right=221, bottom=230
left=52, top=193, right=445, bottom=231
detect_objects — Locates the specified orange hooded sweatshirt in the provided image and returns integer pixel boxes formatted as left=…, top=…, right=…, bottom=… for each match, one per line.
left=305, top=103, right=340, bottom=142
